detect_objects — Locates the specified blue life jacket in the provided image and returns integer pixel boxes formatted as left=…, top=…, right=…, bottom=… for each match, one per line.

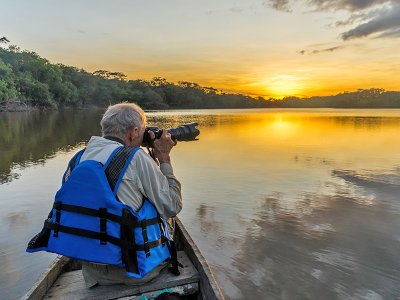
left=27, top=146, right=176, bottom=278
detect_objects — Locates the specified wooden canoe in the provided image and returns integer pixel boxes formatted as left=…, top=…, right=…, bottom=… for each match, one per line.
left=22, top=217, right=225, bottom=300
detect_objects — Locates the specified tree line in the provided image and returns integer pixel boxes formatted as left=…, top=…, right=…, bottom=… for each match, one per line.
left=0, top=41, right=399, bottom=110
left=0, top=44, right=269, bottom=110
left=274, top=89, right=400, bottom=108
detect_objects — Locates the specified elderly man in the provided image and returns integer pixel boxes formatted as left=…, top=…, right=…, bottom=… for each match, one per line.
left=81, top=102, right=182, bottom=286
left=27, top=102, right=182, bottom=287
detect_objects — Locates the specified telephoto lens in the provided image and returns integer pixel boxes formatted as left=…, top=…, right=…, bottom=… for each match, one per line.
left=142, top=122, right=200, bottom=148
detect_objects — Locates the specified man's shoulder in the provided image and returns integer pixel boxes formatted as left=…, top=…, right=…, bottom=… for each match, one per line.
left=81, top=137, right=123, bottom=164
left=132, top=147, right=153, bottom=163
left=127, top=147, right=158, bottom=171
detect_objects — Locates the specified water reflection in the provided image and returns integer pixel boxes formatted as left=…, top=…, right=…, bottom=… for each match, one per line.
left=333, top=116, right=399, bottom=129
left=6, top=211, right=31, bottom=231
left=2, top=109, right=400, bottom=299
left=0, top=109, right=103, bottom=184
left=213, top=167, right=400, bottom=299
left=2, top=109, right=400, bottom=185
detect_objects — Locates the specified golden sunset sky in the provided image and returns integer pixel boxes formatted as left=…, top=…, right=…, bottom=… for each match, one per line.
left=1, top=0, right=399, bottom=98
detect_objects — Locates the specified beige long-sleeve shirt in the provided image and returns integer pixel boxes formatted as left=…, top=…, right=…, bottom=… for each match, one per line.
left=79, top=136, right=182, bottom=287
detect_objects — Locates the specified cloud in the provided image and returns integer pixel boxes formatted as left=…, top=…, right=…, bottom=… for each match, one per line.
left=335, top=12, right=371, bottom=27
left=376, top=27, right=400, bottom=38
left=306, top=0, right=391, bottom=12
left=340, top=4, right=400, bottom=40
left=298, top=45, right=345, bottom=55
left=264, top=0, right=292, bottom=12
left=229, top=7, right=244, bottom=13
left=265, top=0, right=400, bottom=40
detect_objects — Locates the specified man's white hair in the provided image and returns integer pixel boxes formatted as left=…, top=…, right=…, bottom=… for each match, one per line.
left=100, top=102, right=146, bottom=138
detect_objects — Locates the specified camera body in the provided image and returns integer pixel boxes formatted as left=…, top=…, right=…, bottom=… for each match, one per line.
left=142, top=122, right=200, bottom=147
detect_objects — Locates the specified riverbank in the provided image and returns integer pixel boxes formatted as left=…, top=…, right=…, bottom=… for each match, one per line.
left=0, top=101, right=36, bottom=112
left=0, top=101, right=96, bottom=112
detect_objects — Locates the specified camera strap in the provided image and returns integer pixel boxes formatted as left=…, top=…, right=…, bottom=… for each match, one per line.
left=147, top=147, right=157, bottom=162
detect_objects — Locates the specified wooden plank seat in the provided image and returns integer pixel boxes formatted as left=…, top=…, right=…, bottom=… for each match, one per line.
left=43, top=251, right=200, bottom=300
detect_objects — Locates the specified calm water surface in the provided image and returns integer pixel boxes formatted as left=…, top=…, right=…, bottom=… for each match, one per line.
left=1, top=109, right=400, bottom=299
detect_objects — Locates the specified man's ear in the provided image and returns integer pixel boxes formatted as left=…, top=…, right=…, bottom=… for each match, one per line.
left=133, top=127, right=139, bottom=137
left=129, top=127, right=139, bottom=141
left=127, top=128, right=134, bottom=143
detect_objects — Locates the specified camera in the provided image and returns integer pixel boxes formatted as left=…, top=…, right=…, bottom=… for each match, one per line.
left=142, top=122, right=200, bottom=147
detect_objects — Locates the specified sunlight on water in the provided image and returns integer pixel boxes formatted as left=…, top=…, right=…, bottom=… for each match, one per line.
left=1, top=109, right=400, bottom=299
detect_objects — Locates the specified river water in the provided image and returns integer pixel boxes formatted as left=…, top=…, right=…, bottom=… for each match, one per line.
left=1, top=108, right=400, bottom=299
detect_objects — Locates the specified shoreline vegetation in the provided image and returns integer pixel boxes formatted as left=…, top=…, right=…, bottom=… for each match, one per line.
left=1, top=45, right=400, bottom=112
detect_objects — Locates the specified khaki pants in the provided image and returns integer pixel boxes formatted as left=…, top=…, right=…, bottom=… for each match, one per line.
left=82, top=261, right=169, bottom=288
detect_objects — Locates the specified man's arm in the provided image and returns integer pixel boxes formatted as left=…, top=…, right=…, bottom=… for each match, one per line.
left=135, top=151, right=182, bottom=218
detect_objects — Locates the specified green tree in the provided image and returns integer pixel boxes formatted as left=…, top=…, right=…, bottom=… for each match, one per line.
left=0, top=58, right=19, bottom=102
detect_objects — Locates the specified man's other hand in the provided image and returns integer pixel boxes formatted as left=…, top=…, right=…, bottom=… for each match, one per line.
left=153, top=130, right=176, bottom=164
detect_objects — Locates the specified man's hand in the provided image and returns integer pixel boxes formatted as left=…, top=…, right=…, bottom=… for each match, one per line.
left=150, top=129, right=176, bottom=164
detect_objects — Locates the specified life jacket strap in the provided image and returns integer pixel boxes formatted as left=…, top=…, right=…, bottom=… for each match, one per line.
left=141, top=219, right=150, bottom=257
left=167, top=239, right=183, bottom=276
left=44, top=219, right=169, bottom=251
left=53, top=201, right=61, bottom=237
left=99, top=208, right=107, bottom=245
left=52, top=202, right=162, bottom=230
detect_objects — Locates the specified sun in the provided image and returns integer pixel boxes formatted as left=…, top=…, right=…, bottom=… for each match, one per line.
left=262, top=74, right=305, bottom=99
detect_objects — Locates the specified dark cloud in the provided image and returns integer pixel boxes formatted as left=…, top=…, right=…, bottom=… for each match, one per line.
left=298, top=45, right=345, bottom=55
left=306, top=0, right=391, bottom=12
left=266, top=0, right=392, bottom=12
left=265, top=0, right=400, bottom=40
left=312, top=46, right=344, bottom=54
left=264, top=0, right=292, bottom=12
left=376, top=27, right=400, bottom=38
left=341, top=4, right=400, bottom=40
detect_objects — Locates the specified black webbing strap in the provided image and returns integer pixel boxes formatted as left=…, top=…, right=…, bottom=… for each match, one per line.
left=52, top=202, right=161, bottom=229
left=141, top=219, right=150, bottom=257
left=120, top=208, right=138, bottom=274
left=167, top=240, right=183, bottom=276
left=53, top=202, right=61, bottom=237
left=99, top=208, right=107, bottom=245
left=44, top=220, right=168, bottom=251
left=158, top=218, right=182, bottom=276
